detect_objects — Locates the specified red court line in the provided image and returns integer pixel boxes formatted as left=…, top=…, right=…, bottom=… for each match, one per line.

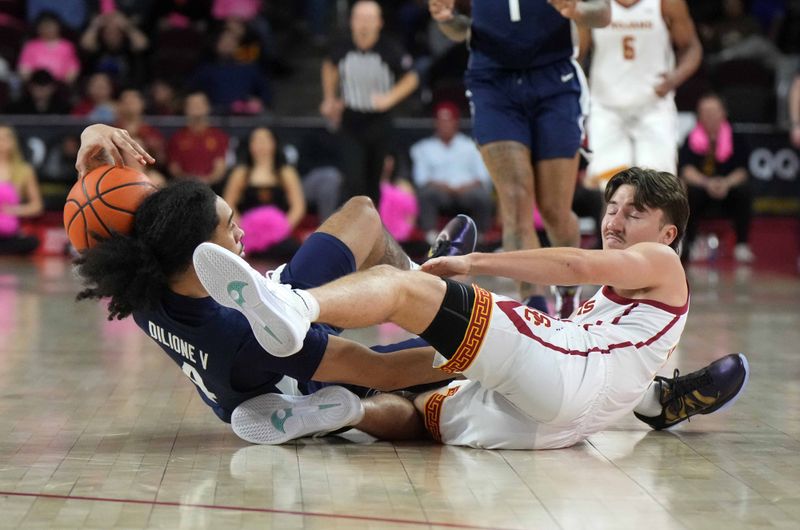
left=0, top=490, right=517, bottom=530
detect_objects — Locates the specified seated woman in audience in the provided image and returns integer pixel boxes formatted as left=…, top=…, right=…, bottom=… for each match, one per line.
left=0, top=125, right=43, bottom=255
left=16, top=12, right=80, bottom=86
left=223, top=127, right=306, bottom=257
left=679, top=93, right=754, bottom=263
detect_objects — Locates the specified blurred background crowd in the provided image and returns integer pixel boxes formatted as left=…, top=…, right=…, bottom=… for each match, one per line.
left=0, top=0, right=799, bottom=268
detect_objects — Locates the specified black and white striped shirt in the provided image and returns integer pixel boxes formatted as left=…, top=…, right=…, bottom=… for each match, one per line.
left=329, top=36, right=413, bottom=113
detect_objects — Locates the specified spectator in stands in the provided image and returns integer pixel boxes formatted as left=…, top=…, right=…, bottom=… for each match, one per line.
left=320, top=0, right=419, bottom=205
left=39, top=134, right=79, bottom=211
left=410, top=102, right=492, bottom=245
left=379, top=151, right=418, bottom=243
left=26, top=0, right=88, bottom=33
left=789, top=70, right=800, bottom=149
left=80, top=10, right=149, bottom=88
left=153, top=0, right=215, bottom=29
left=0, top=125, right=43, bottom=255
left=704, top=0, right=782, bottom=69
left=106, top=0, right=158, bottom=28
left=41, top=134, right=80, bottom=183
left=71, top=72, right=117, bottom=123
left=6, top=69, right=71, bottom=115
left=146, top=78, right=179, bottom=115
left=17, top=12, right=81, bottom=85
left=222, top=127, right=305, bottom=257
left=679, top=93, right=754, bottom=263
left=297, top=127, right=345, bottom=222
left=115, top=88, right=167, bottom=170
left=167, top=92, right=229, bottom=186
left=0, top=57, right=13, bottom=110
left=189, top=29, right=271, bottom=114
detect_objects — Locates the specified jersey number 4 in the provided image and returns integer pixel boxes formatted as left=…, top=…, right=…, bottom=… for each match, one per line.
left=182, top=362, right=218, bottom=403
left=509, top=0, right=521, bottom=21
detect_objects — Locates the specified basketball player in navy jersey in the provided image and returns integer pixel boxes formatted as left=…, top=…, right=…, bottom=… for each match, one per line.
left=73, top=124, right=475, bottom=444
left=429, top=0, right=611, bottom=319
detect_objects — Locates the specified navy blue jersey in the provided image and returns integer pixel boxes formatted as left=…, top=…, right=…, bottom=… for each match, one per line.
left=133, top=292, right=331, bottom=422
left=131, top=232, right=357, bottom=423
left=469, top=0, right=574, bottom=71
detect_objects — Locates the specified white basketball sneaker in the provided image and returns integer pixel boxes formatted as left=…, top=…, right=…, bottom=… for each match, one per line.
left=231, top=386, right=365, bottom=444
left=192, top=242, right=315, bottom=356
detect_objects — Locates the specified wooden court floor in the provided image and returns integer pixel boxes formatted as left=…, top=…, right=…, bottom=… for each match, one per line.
left=0, top=256, right=798, bottom=529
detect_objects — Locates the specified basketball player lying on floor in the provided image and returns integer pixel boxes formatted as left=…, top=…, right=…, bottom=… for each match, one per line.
left=75, top=124, right=489, bottom=442
left=77, top=125, right=747, bottom=447
left=193, top=167, right=749, bottom=449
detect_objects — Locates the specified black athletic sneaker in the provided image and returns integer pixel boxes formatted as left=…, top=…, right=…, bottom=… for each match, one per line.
left=427, top=214, right=478, bottom=260
left=635, top=353, right=749, bottom=430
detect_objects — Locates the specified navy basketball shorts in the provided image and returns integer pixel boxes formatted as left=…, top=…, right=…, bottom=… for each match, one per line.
left=465, top=59, right=585, bottom=161
left=279, top=232, right=356, bottom=290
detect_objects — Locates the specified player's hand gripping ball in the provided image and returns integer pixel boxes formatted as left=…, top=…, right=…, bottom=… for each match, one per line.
left=63, top=165, right=157, bottom=251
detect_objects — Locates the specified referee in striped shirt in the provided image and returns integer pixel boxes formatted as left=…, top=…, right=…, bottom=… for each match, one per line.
left=320, top=0, right=419, bottom=204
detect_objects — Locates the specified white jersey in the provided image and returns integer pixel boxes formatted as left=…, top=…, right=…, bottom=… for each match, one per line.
left=425, top=284, right=688, bottom=449
left=590, top=0, right=674, bottom=108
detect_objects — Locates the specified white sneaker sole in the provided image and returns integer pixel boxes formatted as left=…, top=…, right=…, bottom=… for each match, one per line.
left=193, top=242, right=307, bottom=357
left=231, top=386, right=364, bottom=445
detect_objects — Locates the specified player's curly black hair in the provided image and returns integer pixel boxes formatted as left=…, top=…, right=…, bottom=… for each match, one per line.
left=75, top=180, right=219, bottom=320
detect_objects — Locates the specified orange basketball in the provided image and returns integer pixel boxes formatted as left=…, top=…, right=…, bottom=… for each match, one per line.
left=63, top=165, right=157, bottom=251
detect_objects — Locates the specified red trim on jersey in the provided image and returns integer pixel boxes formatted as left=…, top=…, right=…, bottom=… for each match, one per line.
left=611, top=303, right=638, bottom=324
left=496, top=300, right=681, bottom=357
left=601, top=286, right=689, bottom=315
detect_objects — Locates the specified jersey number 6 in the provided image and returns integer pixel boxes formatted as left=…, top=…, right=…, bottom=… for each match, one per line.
left=623, top=35, right=636, bottom=60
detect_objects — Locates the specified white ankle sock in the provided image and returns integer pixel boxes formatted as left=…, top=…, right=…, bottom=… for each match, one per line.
left=633, top=381, right=663, bottom=417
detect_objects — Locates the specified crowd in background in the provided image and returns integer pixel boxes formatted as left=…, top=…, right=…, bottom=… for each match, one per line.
left=0, top=0, right=799, bottom=262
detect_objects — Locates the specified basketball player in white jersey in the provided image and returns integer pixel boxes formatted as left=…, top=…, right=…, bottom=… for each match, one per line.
left=579, top=0, right=702, bottom=186
left=193, top=167, right=749, bottom=449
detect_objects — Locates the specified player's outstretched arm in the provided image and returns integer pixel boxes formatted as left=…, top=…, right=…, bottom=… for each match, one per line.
left=423, top=243, right=683, bottom=293
left=312, top=336, right=452, bottom=392
left=656, top=0, right=702, bottom=97
left=76, top=124, right=155, bottom=178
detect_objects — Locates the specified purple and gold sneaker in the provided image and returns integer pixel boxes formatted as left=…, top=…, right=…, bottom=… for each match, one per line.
left=635, top=353, right=749, bottom=430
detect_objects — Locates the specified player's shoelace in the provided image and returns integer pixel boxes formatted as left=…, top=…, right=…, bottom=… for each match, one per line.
left=660, top=368, right=716, bottom=422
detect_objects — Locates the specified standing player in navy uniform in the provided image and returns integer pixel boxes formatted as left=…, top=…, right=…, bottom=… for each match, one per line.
left=429, top=0, right=611, bottom=318
left=73, top=124, right=471, bottom=444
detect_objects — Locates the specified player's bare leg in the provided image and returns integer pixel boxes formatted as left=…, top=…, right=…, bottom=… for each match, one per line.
left=315, top=195, right=413, bottom=270
left=357, top=393, right=429, bottom=440
left=310, top=265, right=444, bottom=334
left=533, top=155, right=581, bottom=248
left=479, top=140, right=544, bottom=302
left=534, top=154, right=583, bottom=318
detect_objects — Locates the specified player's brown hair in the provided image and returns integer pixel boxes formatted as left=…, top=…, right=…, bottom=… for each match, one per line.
left=604, top=167, right=689, bottom=252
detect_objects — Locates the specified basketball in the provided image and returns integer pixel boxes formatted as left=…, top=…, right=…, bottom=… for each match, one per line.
left=63, top=165, right=157, bottom=251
